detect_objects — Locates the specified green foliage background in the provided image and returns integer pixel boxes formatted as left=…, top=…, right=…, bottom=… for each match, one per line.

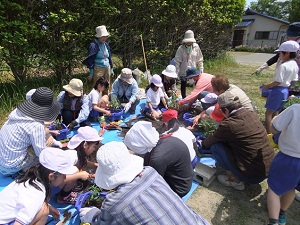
left=0, top=0, right=245, bottom=83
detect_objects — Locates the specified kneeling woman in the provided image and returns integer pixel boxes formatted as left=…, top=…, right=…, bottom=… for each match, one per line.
left=0, top=148, right=78, bottom=224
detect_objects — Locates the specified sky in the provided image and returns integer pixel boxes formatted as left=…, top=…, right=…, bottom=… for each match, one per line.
left=246, top=0, right=257, bottom=8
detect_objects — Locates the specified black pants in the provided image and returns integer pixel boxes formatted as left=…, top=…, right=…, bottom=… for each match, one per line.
left=62, top=109, right=90, bottom=127
left=180, top=78, right=187, bottom=99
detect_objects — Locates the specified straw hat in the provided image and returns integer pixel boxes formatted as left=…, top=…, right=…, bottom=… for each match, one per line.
left=17, top=87, right=60, bottom=122
left=95, top=25, right=110, bottom=38
left=182, top=30, right=196, bottom=43
left=63, top=79, right=83, bottom=97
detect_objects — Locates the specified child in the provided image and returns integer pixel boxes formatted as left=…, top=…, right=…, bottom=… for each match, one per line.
left=0, top=147, right=78, bottom=224
left=56, top=126, right=102, bottom=204
left=144, top=74, right=168, bottom=119
left=161, top=109, right=198, bottom=168
left=262, top=40, right=299, bottom=134
left=267, top=104, right=300, bottom=225
left=57, top=78, right=90, bottom=131
left=88, top=77, right=111, bottom=122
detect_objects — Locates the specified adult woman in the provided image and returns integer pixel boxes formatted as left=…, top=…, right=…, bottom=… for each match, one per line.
left=82, top=25, right=114, bottom=92
left=0, top=148, right=78, bottom=224
left=88, top=77, right=110, bottom=122
left=174, top=30, right=204, bottom=98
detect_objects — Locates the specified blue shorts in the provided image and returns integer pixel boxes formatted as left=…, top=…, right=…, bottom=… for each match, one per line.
left=265, top=86, right=288, bottom=112
left=144, top=106, right=159, bottom=113
left=268, top=152, right=300, bottom=195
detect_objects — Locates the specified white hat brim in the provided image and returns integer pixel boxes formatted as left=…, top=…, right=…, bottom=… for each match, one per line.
left=182, top=38, right=196, bottom=43
left=162, top=70, right=178, bottom=78
left=95, top=154, right=143, bottom=190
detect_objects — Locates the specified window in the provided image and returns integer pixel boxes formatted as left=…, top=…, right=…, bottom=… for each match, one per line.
left=255, top=31, right=278, bottom=40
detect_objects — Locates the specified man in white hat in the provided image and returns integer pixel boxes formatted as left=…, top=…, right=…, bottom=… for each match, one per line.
left=57, top=78, right=91, bottom=131
left=79, top=141, right=210, bottom=225
left=82, top=25, right=114, bottom=92
left=0, top=87, right=60, bottom=176
left=174, top=30, right=204, bottom=98
left=110, top=68, right=140, bottom=114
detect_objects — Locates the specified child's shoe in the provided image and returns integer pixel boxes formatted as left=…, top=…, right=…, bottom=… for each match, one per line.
left=278, top=214, right=286, bottom=225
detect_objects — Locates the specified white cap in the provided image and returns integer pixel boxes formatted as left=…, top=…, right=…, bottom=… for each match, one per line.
left=150, top=74, right=163, bottom=87
left=39, top=148, right=78, bottom=174
left=200, top=93, right=218, bottom=104
left=275, top=40, right=299, bottom=53
left=68, top=126, right=103, bottom=149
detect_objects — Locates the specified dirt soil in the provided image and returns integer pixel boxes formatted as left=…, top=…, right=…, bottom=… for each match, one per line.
left=186, top=177, right=299, bottom=225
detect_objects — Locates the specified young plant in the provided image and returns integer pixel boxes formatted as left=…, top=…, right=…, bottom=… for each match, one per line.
left=283, top=96, right=300, bottom=109
left=168, top=92, right=179, bottom=110
left=84, top=184, right=104, bottom=209
left=108, top=99, right=121, bottom=111
left=198, top=117, right=217, bottom=138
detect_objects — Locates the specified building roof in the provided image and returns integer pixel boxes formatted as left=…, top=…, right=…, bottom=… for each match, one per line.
left=235, top=19, right=254, bottom=28
left=245, top=8, right=289, bottom=25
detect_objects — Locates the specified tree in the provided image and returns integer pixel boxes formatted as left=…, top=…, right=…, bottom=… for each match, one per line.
left=289, top=0, right=300, bottom=22
left=249, top=0, right=290, bottom=21
left=0, top=0, right=42, bottom=82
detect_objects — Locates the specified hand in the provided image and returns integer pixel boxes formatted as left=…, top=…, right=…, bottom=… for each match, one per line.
left=253, top=63, right=268, bottom=75
left=151, top=110, right=160, bottom=119
left=104, top=110, right=111, bottom=116
left=262, top=85, right=268, bottom=90
left=124, top=103, right=131, bottom=113
left=110, top=68, right=114, bottom=77
left=48, top=204, right=60, bottom=220
left=68, top=120, right=78, bottom=131
left=80, top=207, right=101, bottom=223
left=193, top=115, right=200, bottom=127
left=79, top=171, right=90, bottom=181
left=87, top=75, right=93, bottom=81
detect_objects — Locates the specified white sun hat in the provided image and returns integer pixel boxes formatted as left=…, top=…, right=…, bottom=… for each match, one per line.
left=95, top=25, right=110, bottom=38
left=95, top=141, right=144, bottom=190
left=182, top=30, right=196, bottom=43
left=162, top=65, right=178, bottom=78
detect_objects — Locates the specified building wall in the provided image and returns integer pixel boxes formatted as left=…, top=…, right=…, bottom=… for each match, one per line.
left=243, top=15, right=288, bottom=47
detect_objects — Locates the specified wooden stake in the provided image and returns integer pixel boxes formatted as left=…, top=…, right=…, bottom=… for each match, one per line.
left=140, top=35, right=149, bottom=82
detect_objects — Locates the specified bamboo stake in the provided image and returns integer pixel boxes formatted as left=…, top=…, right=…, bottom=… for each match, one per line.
left=140, top=35, right=149, bottom=82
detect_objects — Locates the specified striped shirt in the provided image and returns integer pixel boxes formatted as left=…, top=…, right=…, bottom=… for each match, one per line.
left=92, top=167, right=210, bottom=225
left=0, top=109, right=46, bottom=168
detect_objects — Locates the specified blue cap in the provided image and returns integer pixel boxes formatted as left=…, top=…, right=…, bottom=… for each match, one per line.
left=286, top=22, right=300, bottom=37
left=186, top=67, right=200, bottom=79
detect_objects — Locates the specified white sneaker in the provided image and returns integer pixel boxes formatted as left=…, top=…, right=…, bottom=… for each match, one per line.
left=217, top=175, right=245, bottom=191
left=295, top=193, right=300, bottom=202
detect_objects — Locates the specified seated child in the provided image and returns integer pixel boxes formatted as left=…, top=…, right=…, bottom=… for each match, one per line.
left=144, top=74, right=168, bottom=119
left=56, top=126, right=102, bottom=204
left=0, top=148, right=78, bottom=224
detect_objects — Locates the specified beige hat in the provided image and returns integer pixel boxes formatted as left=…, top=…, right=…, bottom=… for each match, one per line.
left=95, top=141, right=144, bottom=190
left=95, top=25, right=110, bottom=38
left=218, top=90, right=240, bottom=108
left=63, top=79, right=83, bottom=97
left=118, top=68, right=134, bottom=84
left=182, top=30, right=196, bottom=43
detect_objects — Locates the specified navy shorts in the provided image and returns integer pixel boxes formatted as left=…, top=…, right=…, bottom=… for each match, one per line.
left=265, top=86, right=288, bottom=112
left=268, top=151, right=300, bottom=195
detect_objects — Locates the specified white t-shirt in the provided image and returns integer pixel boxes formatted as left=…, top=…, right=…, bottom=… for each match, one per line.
left=172, top=127, right=196, bottom=161
left=0, top=180, right=46, bottom=224
left=146, top=87, right=164, bottom=108
left=88, top=89, right=103, bottom=105
left=272, top=104, right=300, bottom=158
left=274, top=60, right=298, bottom=87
